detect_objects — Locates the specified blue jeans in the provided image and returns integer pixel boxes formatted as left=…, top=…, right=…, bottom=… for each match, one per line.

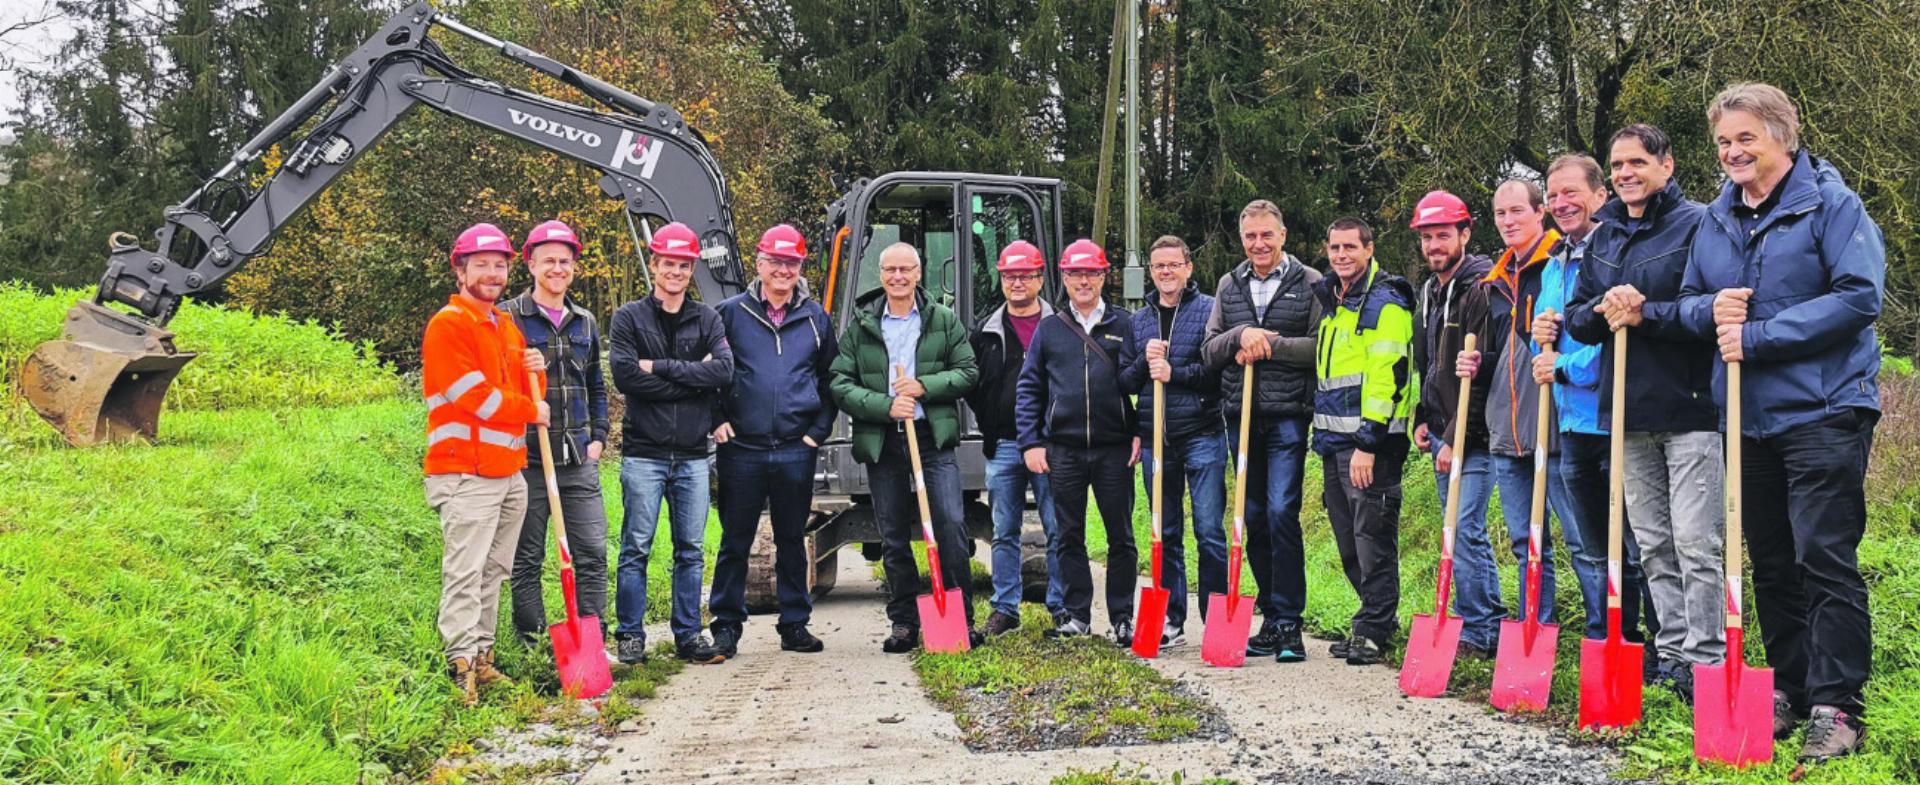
left=1557, top=432, right=1653, bottom=641
left=1141, top=430, right=1228, bottom=629
left=1487, top=451, right=1587, bottom=625
left=616, top=456, right=710, bottom=642
left=1429, top=440, right=1503, bottom=649
left=709, top=442, right=818, bottom=628
left=986, top=440, right=1063, bottom=617
left=1232, top=416, right=1310, bottom=625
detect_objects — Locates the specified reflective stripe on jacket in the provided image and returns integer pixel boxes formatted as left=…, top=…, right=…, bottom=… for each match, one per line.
left=1311, top=261, right=1414, bottom=455
left=422, top=294, right=547, bottom=477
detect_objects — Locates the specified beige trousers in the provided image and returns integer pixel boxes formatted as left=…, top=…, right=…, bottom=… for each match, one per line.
left=426, top=472, right=528, bottom=660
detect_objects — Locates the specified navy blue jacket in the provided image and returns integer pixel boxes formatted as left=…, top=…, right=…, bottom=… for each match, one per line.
left=1015, top=302, right=1137, bottom=450
left=714, top=282, right=838, bottom=449
left=1565, top=179, right=1718, bottom=433
left=1120, top=280, right=1222, bottom=443
left=1680, top=151, right=1885, bottom=439
left=506, top=293, right=608, bottom=466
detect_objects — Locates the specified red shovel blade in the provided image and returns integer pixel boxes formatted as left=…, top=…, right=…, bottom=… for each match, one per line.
left=1399, top=611, right=1464, bottom=697
left=1131, top=586, right=1170, bottom=659
left=1693, top=660, right=1775, bottom=767
left=1491, top=619, right=1560, bottom=712
left=917, top=588, right=971, bottom=654
left=1577, top=634, right=1644, bottom=729
left=549, top=615, right=613, bottom=700
left=1200, top=593, right=1253, bottom=667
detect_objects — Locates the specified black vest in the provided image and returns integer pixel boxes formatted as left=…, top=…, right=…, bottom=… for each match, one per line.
left=1215, top=259, right=1318, bottom=419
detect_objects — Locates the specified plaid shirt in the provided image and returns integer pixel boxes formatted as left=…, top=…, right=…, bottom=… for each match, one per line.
left=505, top=292, right=609, bottom=466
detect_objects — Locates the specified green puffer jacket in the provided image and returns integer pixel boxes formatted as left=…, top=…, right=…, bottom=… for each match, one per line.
left=829, top=288, right=979, bottom=464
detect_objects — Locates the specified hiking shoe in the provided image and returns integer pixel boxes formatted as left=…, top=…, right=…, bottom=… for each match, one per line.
left=1161, top=625, right=1186, bottom=648
left=1774, top=691, right=1803, bottom=740
left=1272, top=623, right=1306, bottom=662
left=1800, top=706, right=1865, bottom=761
left=1111, top=620, right=1135, bottom=648
left=882, top=625, right=920, bottom=653
left=1246, top=619, right=1281, bottom=657
left=1345, top=635, right=1386, bottom=666
left=447, top=656, right=478, bottom=707
left=473, top=649, right=513, bottom=687
left=1457, top=640, right=1496, bottom=661
left=1043, top=618, right=1091, bottom=639
left=777, top=623, right=824, bottom=653
left=983, top=610, right=1022, bottom=637
left=677, top=635, right=725, bottom=665
left=1329, top=638, right=1351, bottom=659
left=711, top=625, right=741, bottom=658
left=616, top=635, right=649, bottom=665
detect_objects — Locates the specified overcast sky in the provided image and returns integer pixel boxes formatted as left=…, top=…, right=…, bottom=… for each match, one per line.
left=1, top=1, right=80, bottom=126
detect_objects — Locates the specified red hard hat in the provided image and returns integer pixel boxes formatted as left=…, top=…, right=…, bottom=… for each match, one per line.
left=1057, top=238, right=1109, bottom=272
left=520, top=219, right=582, bottom=260
left=450, top=222, right=515, bottom=267
left=1409, top=190, right=1473, bottom=229
left=755, top=223, right=808, bottom=262
left=996, top=240, right=1045, bottom=272
left=648, top=221, right=702, bottom=261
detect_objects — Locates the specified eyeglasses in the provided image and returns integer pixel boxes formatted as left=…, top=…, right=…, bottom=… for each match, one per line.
left=1149, top=263, right=1188, bottom=273
left=880, top=266, right=918, bottom=276
left=1063, top=270, right=1105, bottom=279
left=1002, top=273, right=1042, bottom=284
left=758, top=257, right=804, bottom=271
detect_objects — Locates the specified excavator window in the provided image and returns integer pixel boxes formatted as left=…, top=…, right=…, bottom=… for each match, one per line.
left=851, top=183, right=959, bottom=309
left=963, top=190, right=1044, bottom=321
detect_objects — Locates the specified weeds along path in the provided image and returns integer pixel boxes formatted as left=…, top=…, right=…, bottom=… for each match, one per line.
left=582, top=554, right=1624, bottom=785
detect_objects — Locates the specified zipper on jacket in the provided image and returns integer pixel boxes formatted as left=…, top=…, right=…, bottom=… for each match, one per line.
left=1084, top=341, right=1093, bottom=447
left=745, top=300, right=785, bottom=355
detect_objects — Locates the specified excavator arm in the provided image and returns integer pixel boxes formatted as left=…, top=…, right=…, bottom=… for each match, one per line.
left=23, top=1, right=745, bottom=446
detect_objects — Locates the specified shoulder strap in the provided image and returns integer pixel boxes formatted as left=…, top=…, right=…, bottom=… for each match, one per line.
left=1057, top=311, right=1116, bottom=369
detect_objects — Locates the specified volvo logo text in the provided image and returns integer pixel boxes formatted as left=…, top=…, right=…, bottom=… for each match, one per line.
left=508, top=109, right=603, bottom=148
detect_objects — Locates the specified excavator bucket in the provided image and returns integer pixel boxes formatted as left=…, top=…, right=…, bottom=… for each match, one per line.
left=20, top=301, right=195, bottom=447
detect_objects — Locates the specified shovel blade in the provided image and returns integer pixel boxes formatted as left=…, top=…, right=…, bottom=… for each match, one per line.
left=1577, top=635, right=1644, bottom=729
left=1693, top=661, right=1775, bottom=767
left=1399, top=612, right=1464, bottom=697
left=1491, top=619, right=1560, bottom=712
left=1200, top=593, right=1252, bottom=667
left=549, top=615, right=613, bottom=700
left=1131, top=586, right=1170, bottom=659
left=917, top=589, right=970, bottom=654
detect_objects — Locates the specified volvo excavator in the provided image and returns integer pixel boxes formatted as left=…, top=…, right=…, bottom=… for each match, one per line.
left=20, top=1, right=1061, bottom=605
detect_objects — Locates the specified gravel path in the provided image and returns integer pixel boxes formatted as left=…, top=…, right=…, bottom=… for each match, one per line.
left=575, top=555, right=1625, bottom=785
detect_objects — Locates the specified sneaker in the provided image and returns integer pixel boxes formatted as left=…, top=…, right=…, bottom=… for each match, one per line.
left=1774, top=691, right=1803, bottom=740
left=473, top=649, right=513, bottom=687
left=1111, top=620, right=1135, bottom=648
left=676, top=635, right=726, bottom=665
left=1457, top=640, right=1496, bottom=661
left=615, top=635, right=649, bottom=665
left=447, top=656, right=478, bottom=707
left=777, top=622, right=824, bottom=653
left=882, top=625, right=920, bottom=653
left=1273, top=623, right=1306, bottom=663
left=1246, top=619, right=1281, bottom=657
left=1161, top=625, right=1186, bottom=648
left=1345, top=635, right=1386, bottom=666
left=711, top=625, right=741, bottom=658
left=983, top=610, right=1022, bottom=637
left=1800, top=705, right=1866, bottom=762
left=1043, top=618, right=1091, bottom=639
left=1329, top=638, right=1351, bottom=659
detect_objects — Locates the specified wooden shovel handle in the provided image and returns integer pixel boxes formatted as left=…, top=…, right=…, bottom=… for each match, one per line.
left=1725, top=361, right=1742, bottom=624
left=1150, top=380, right=1164, bottom=547
left=1439, top=334, right=1476, bottom=561
left=529, top=371, right=572, bottom=571
left=1606, top=330, right=1627, bottom=609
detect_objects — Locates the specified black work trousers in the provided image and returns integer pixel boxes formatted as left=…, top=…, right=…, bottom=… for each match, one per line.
left=1048, top=442, right=1137, bottom=626
left=868, top=424, right=975, bottom=630
left=1320, top=438, right=1408, bottom=643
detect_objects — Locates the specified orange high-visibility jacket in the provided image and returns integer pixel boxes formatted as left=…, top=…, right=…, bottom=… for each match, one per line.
left=421, top=294, right=548, bottom=477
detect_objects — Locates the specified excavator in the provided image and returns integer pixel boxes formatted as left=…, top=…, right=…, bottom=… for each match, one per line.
left=20, top=1, right=1059, bottom=604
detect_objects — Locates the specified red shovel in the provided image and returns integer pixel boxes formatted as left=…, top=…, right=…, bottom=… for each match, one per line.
left=531, top=373, right=613, bottom=700
left=1693, top=360, right=1773, bottom=767
left=1400, top=333, right=1476, bottom=698
left=900, top=369, right=970, bottom=654
left=1202, top=370, right=1257, bottom=667
left=1132, top=380, right=1171, bottom=659
left=1491, top=376, right=1561, bottom=712
left=1578, top=329, right=1643, bottom=729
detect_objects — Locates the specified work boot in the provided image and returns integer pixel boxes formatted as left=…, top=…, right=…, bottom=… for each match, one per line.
left=711, top=624, right=741, bottom=658
left=1774, top=691, right=1804, bottom=740
left=777, top=622, right=824, bottom=653
left=1111, top=620, right=1135, bottom=648
left=447, top=657, right=478, bottom=707
left=1161, top=625, right=1186, bottom=648
left=1658, top=661, right=1695, bottom=706
left=677, top=634, right=725, bottom=665
left=1272, top=622, right=1306, bottom=662
left=1800, top=706, right=1866, bottom=762
left=1043, top=617, right=1090, bottom=640
left=1246, top=619, right=1281, bottom=657
left=1329, top=638, right=1351, bottom=659
left=474, top=649, right=513, bottom=687
left=615, top=635, right=649, bottom=665
left=983, top=610, right=1022, bottom=637
left=883, top=625, right=920, bottom=653
left=1345, top=635, right=1386, bottom=666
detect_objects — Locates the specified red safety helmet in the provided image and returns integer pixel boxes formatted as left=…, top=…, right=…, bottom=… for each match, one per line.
left=1057, top=238, right=1109, bottom=272
left=450, top=223, right=515, bottom=267
left=755, top=223, right=808, bottom=262
left=1409, top=190, right=1473, bottom=229
left=996, top=240, right=1045, bottom=272
left=648, top=221, right=702, bottom=261
left=520, top=219, right=583, bottom=260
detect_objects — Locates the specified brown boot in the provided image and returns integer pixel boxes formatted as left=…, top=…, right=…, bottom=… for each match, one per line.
left=474, top=649, right=513, bottom=688
left=448, top=656, right=478, bottom=707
